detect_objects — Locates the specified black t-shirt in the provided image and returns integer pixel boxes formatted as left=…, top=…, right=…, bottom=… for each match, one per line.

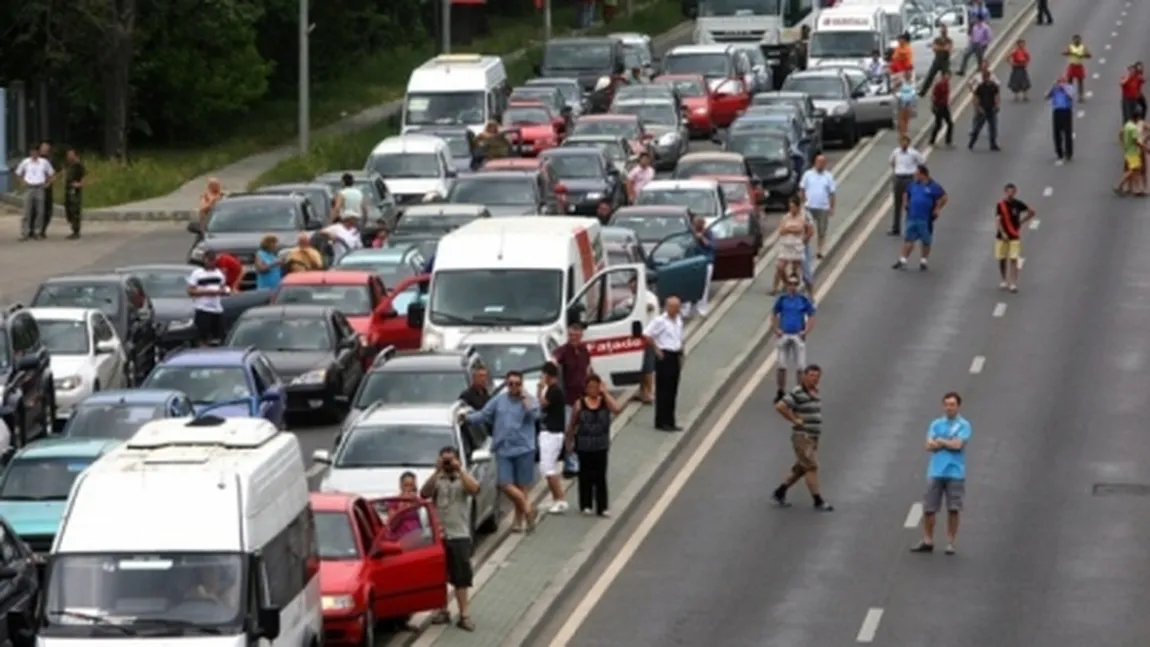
left=66, top=161, right=87, bottom=190
left=995, top=197, right=1029, bottom=240
left=974, top=81, right=999, bottom=111
left=541, top=384, right=566, bottom=432
left=459, top=386, right=490, bottom=411
left=932, top=36, right=952, bottom=67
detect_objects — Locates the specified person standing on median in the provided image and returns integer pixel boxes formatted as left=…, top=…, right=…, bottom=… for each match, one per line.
left=553, top=321, right=592, bottom=476
left=911, top=391, right=972, bottom=556
left=463, top=370, right=540, bottom=533
left=644, top=296, right=685, bottom=431
left=421, top=446, right=481, bottom=632
left=687, top=215, right=716, bottom=318
left=929, top=71, right=955, bottom=147
left=770, top=275, right=815, bottom=403
left=889, top=135, right=925, bottom=237
left=565, top=374, right=623, bottom=517
left=893, top=164, right=948, bottom=271
left=798, top=154, right=836, bottom=259
left=772, top=364, right=833, bottom=511
left=1047, top=74, right=1076, bottom=162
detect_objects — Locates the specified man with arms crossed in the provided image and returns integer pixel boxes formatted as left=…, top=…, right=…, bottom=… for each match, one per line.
left=912, top=391, right=972, bottom=555
left=770, top=275, right=815, bottom=403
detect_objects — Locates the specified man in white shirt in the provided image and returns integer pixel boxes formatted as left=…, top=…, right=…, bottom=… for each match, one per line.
left=322, top=214, right=364, bottom=264
left=626, top=153, right=655, bottom=202
left=643, top=296, right=685, bottom=431
left=186, top=251, right=231, bottom=346
left=798, top=154, right=837, bottom=258
left=888, top=134, right=926, bottom=236
left=14, top=147, right=55, bottom=241
left=331, top=173, right=367, bottom=222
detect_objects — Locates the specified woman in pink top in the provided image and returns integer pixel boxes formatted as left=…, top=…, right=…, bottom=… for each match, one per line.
left=385, top=472, right=425, bottom=540
left=626, top=152, right=655, bottom=203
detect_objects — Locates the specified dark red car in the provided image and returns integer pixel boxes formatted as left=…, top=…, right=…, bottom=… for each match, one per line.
left=365, top=274, right=429, bottom=352
left=503, top=101, right=565, bottom=156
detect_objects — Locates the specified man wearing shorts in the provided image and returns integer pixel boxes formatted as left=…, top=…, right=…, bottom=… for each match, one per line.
left=773, top=365, right=833, bottom=511
left=186, top=251, right=230, bottom=346
left=893, top=164, right=948, bottom=271
left=994, top=183, right=1035, bottom=292
left=1116, top=109, right=1146, bottom=196
left=421, top=446, right=481, bottom=631
left=464, top=370, right=540, bottom=532
left=769, top=275, right=816, bottom=403
left=1062, top=35, right=1091, bottom=99
left=798, top=154, right=836, bottom=258
left=912, top=391, right=972, bottom=555
left=536, top=362, right=569, bottom=514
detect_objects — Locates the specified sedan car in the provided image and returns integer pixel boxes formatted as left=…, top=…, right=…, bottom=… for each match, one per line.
left=393, top=203, right=491, bottom=241
left=561, top=134, right=634, bottom=176
left=609, top=99, right=687, bottom=170
left=60, top=388, right=194, bottom=440
left=814, top=63, right=896, bottom=134
left=751, top=90, right=824, bottom=149
left=722, top=130, right=797, bottom=205
left=569, top=114, right=652, bottom=158
left=334, top=246, right=426, bottom=287
left=611, top=83, right=683, bottom=116
left=445, top=170, right=561, bottom=217
left=525, top=77, right=587, bottom=117
left=672, top=151, right=754, bottom=182
left=400, top=126, right=480, bottom=173
left=781, top=69, right=864, bottom=146
left=314, top=170, right=401, bottom=235
left=502, top=101, right=565, bottom=155
left=728, top=110, right=810, bottom=173
left=343, top=348, right=482, bottom=432
left=654, top=74, right=719, bottom=136
left=315, top=402, right=499, bottom=536
left=272, top=271, right=387, bottom=339
left=539, top=147, right=625, bottom=220
left=509, top=85, right=571, bottom=124
left=607, top=205, right=693, bottom=259
left=139, top=347, right=286, bottom=425
left=456, top=331, right=559, bottom=387
left=635, top=179, right=727, bottom=225
left=746, top=103, right=821, bottom=166
left=27, top=307, right=127, bottom=424
left=255, top=182, right=336, bottom=222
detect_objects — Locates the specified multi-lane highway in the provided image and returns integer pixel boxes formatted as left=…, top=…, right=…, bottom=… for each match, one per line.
left=539, top=2, right=1150, bottom=646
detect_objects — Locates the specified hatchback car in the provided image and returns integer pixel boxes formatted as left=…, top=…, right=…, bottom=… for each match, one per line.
left=445, top=170, right=562, bottom=217
left=27, top=307, right=128, bottom=425
left=502, top=101, right=566, bottom=155
left=539, top=147, right=625, bottom=219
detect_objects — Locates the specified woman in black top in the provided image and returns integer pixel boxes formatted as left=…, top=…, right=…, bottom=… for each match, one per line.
left=537, top=363, right=569, bottom=514
left=564, top=374, right=622, bottom=516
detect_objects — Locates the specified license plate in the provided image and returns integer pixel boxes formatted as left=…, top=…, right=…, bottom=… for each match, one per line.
left=308, top=399, right=323, bottom=409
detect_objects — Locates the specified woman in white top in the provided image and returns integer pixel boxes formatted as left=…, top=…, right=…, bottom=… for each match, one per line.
left=626, top=153, right=655, bottom=202
left=322, top=214, right=364, bottom=265
left=773, top=195, right=814, bottom=295
left=331, top=173, right=367, bottom=221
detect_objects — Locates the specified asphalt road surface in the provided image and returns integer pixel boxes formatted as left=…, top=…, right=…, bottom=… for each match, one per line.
left=545, top=3, right=1150, bottom=646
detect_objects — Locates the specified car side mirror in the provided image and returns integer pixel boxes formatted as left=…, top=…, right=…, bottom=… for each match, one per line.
left=95, top=339, right=120, bottom=354
left=407, top=302, right=426, bottom=329
left=372, top=540, right=404, bottom=558
left=186, top=221, right=202, bottom=235
left=472, top=448, right=493, bottom=463
left=312, top=449, right=332, bottom=464
left=257, top=606, right=281, bottom=640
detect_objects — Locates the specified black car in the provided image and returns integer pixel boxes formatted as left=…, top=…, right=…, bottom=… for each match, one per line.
left=0, top=517, right=40, bottom=644
left=224, top=305, right=365, bottom=420
left=751, top=90, right=824, bottom=151
left=115, top=264, right=273, bottom=351
left=404, top=127, right=480, bottom=173
left=607, top=205, right=693, bottom=260
left=445, top=170, right=561, bottom=217
left=313, top=170, right=401, bottom=235
left=186, top=193, right=326, bottom=288
left=30, top=273, right=162, bottom=385
left=537, top=37, right=627, bottom=112
left=724, top=130, right=798, bottom=205
left=539, top=147, right=625, bottom=221
left=561, top=134, right=634, bottom=176
left=0, top=306, right=54, bottom=448
left=255, top=182, right=337, bottom=222
left=392, top=203, right=491, bottom=255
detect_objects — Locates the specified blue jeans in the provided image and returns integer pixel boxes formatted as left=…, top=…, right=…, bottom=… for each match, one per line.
left=564, top=406, right=580, bottom=473
left=497, top=451, right=536, bottom=487
left=802, top=246, right=815, bottom=285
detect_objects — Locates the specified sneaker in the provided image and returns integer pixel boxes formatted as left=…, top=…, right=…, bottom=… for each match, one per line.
left=597, top=510, right=611, bottom=518
left=548, top=500, right=569, bottom=514
left=919, top=261, right=929, bottom=272
left=910, top=541, right=934, bottom=553
left=1009, top=284, right=1018, bottom=293
left=814, top=501, right=835, bottom=512
left=774, top=389, right=785, bottom=403
left=945, top=543, right=957, bottom=555
left=581, top=508, right=594, bottom=516
left=772, top=486, right=791, bottom=508
left=892, top=260, right=906, bottom=270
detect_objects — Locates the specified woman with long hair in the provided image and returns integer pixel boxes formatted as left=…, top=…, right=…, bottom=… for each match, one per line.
left=1007, top=38, right=1032, bottom=101
left=564, top=374, right=622, bottom=517
left=773, top=196, right=813, bottom=295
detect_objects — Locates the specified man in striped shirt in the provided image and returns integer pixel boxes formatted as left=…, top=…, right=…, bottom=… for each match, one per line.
left=772, top=365, right=834, bottom=511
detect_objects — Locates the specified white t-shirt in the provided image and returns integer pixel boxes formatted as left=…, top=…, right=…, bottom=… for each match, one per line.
left=889, top=147, right=925, bottom=176
left=187, top=267, right=228, bottom=313
left=324, top=223, right=364, bottom=252
left=643, top=313, right=685, bottom=351
left=15, top=157, right=54, bottom=185
left=628, top=166, right=655, bottom=194
left=339, top=187, right=365, bottom=218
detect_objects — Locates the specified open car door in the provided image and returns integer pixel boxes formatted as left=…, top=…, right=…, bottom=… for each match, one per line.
left=644, top=233, right=713, bottom=304
left=710, top=79, right=748, bottom=128
left=367, top=498, right=448, bottom=620
left=369, top=274, right=429, bottom=352
left=708, top=214, right=758, bottom=281
left=566, top=264, right=652, bottom=389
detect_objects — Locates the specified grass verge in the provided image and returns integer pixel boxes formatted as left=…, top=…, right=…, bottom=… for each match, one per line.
left=80, top=7, right=588, bottom=209
left=249, top=0, right=686, bottom=190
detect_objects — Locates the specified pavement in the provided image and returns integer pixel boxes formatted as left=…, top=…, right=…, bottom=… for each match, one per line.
left=530, top=2, right=1150, bottom=647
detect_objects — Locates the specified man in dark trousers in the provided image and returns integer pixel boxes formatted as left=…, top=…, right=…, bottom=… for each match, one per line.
left=929, top=71, right=954, bottom=146
left=1036, top=0, right=1053, bottom=25
left=919, top=25, right=953, bottom=96
left=1047, top=74, right=1075, bottom=162
left=643, top=296, right=685, bottom=431
left=63, top=149, right=86, bottom=239
left=553, top=321, right=591, bottom=475
left=37, top=141, right=57, bottom=238
left=969, top=68, right=1001, bottom=150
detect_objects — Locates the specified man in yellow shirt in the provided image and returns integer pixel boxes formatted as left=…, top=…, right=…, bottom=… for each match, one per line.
left=283, top=233, right=324, bottom=274
left=1062, top=34, right=1091, bottom=99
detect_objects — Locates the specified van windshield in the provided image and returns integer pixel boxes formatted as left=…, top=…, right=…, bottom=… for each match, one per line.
left=809, top=31, right=883, bottom=59
left=699, top=0, right=781, bottom=16
left=430, top=269, right=564, bottom=327
left=405, top=92, right=486, bottom=127
left=42, top=553, right=245, bottom=636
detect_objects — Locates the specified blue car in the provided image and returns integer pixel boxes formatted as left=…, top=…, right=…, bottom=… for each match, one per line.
left=139, top=348, right=287, bottom=427
left=0, top=437, right=122, bottom=556
left=61, top=389, right=195, bottom=440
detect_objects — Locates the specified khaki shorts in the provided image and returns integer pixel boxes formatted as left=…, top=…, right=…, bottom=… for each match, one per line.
left=791, top=433, right=819, bottom=472
left=994, top=239, right=1021, bottom=260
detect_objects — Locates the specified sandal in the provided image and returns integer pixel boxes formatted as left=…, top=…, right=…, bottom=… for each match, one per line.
left=525, top=507, right=539, bottom=534
left=430, top=609, right=451, bottom=625
left=456, top=616, right=476, bottom=632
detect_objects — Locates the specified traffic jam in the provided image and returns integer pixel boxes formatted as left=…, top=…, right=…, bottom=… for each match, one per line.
left=0, top=4, right=937, bottom=641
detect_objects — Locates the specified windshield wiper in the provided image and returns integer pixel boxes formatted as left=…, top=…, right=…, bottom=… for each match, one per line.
left=132, top=618, right=223, bottom=636
left=47, top=611, right=137, bottom=635
left=428, top=310, right=478, bottom=325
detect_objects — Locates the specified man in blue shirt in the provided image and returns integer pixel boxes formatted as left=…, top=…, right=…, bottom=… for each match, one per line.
left=769, top=275, right=816, bottom=402
left=688, top=214, right=716, bottom=317
left=893, top=164, right=948, bottom=271
left=1046, top=75, right=1075, bottom=161
left=912, top=391, right=972, bottom=555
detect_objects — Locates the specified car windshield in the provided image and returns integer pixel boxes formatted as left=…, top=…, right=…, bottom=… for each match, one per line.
left=404, top=92, right=486, bottom=126
left=63, top=403, right=167, bottom=440
left=659, top=78, right=705, bottom=97
left=699, top=0, right=781, bottom=16
left=675, top=160, right=744, bottom=178
left=547, top=155, right=602, bottom=179
left=0, top=457, right=96, bottom=501
left=718, top=181, right=751, bottom=202
left=315, top=511, right=361, bottom=560
left=43, top=553, right=244, bottom=634
left=261, top=188, right=330, bottom=216
left=366, top=153, right=441, bottom=179
left=731, top=119, right=789, bottom=138
left=565, top=140, right=627, bottom=162
left=727, top=135, right=788, bottom=160
left=610, top=213, right=687, bottom=241
left=206, top=202, right=298, bottom=233
left=469, top=343, right=547, bottom=376
left=275, top=285, right=373, bottom=317
left=355, top=370, right=463, bottom=407
left=545, top=42, right=613, bottom=70
left=336, top=252, right=419, bottom=285
left=637, top=189, right=720, bottom=218
left=38, top=320, right=91, bottom=355
left=227, top=318, right=332, bottom=352
left=399, top=214, right=479, bottom=236
left=663, top=54, right=729, bottom=78
left=448, top=177, right=536, bottom=206
left=32, top=284, right=120, bottom=319
left=504, top=106, right=552, bottom=125
left=612, top=103, right=677, bottom=125
left=622, top=42, right=652, bottom=65
left=510, top=90, right=558, bottom=108
left=433, top=133, right=471, bottom=158
left=130, top=269, right=195, bottom=299
left=809, top=31, right=883, bottom=59
left=336, top=425, right=455, bottom=468
left=572, top=119, right=639, bottom=139
left=782, top=76, right=846, bottom=100
left=528, top=80, right=581, bottom=103
left=143, top=367, right=251, bottom=405
left=430, top=269, right=563, bottom=326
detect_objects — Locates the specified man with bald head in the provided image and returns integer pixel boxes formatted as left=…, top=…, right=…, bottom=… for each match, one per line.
left=643, top=296, right=685, bottom=431
left=284, top=233, right=324, bottom=273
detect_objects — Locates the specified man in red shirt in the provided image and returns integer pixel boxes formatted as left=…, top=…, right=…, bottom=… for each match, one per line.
left=1121, top=63, right=1145, bottom=123
left=216, top=252, right=244, bottom=291
left=553, top=321, right=591, bottom=477
left=928, top=71, right=954, bottom=146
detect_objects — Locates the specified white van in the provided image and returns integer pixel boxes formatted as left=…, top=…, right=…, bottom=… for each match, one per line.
left=413, top=217, right=658, bottom=389
left=808, top=6, right=891, bottom=70
left=402, top=54, right=509, bottom=136
left=364, top=134, right=456, bottom=205
left=838, top=0, right=938, bottom=70
left=36, top=417, right=320, bottom=647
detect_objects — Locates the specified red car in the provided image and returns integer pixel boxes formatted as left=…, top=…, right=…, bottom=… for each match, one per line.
left=570, top=114, right=652, bottom=158
left=273, top=271, right=386, bottom=339
left=655, top=74, right=716, bottom=137
left=313, top=493, right=448, bottom=645
left=502, top=101, right=565, bottom=156
left=365, top=274, right=428, bottom=352
left=698, top=173, right=765, bottom=211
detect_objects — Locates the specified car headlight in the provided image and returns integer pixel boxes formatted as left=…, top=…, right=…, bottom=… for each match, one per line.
left=692, top=107, right=708, bottom=115
left=322, top=595, right=357, bottom=611
left=594, top=76, right=611, bottom=92
left=291, top=369, right=327, bottom=386
left=832, top=104, right=850, bottom=116
left=657, top=133, right=677, bottom=146
left=424, top=331, right=444, bottom=350
left=54, top=376, right=83, bottom=391
left=773, top=167, right=789, bottom=178
left=189, top=247, right=205, bottom=262
left=585, top=192, right=604, bottom=200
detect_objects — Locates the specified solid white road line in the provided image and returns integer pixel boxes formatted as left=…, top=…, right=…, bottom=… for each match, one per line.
left=993, top=302, right=1007, bottom=317
left=1029, top=219, right=1040, bottom=230
left=856, top=608, right=885, bottom=643
left=969, top=356, right=986, bottom=374
left=1042, top=186, right=1053, bottom=197
left=903, top=502, right=924, bottom=528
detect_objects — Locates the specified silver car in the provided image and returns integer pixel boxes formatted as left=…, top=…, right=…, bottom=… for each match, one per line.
left=610, top=98, right=689, bottom=171
left=562, top=134, right=635, bottom=176
left=781, top=69, right=865, bottom=146
left=815, top=64, right=896, bottom=133
left=525, top=77, right=587, bottom=117
left=731, top=43, right=773, bottom=94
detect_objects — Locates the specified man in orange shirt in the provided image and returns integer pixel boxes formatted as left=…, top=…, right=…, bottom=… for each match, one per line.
left=889, top=34, right=914, bottom=77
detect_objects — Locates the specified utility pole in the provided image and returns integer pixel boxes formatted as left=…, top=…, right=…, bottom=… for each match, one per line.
left=298, top=0, right=310, bottom=153
left=441, top=0, right=452, bottom=54
left=544, top=0, right=552, bottom=41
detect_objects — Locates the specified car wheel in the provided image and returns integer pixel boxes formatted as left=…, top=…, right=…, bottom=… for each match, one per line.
left=478, top=495, right=499, bottom=534
left=360, top=604, right=375, bottom=647
left=844, top=122, right=860, bottom=147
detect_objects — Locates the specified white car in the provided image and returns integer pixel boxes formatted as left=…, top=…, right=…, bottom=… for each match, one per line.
left=28, top=307, right=128, bottom=422
left=457, top=331, right=561, bottom=388
left=636, top=178, right=728, bottom=226
left=315, top=402, right=500, bottom=536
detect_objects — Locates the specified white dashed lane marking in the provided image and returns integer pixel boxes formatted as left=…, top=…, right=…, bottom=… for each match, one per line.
left=1093, top=73, right=1101, bottom=80
left=1077, top=110, right=1086, bottom=118
left=1029, top=219, right=1040, bottom=230
left=857, top=608, right=885, bottom=643
left=903, top=503, right=924, bottom=528
left=1101, top=57, right=1107, bottom=64
left=993, top=303, right=1007, bottom=317
left=1113, top=31, right=1119, bottom=37
left=1106, top=44, right=1112, bottom=50
left=1086, top=91, right=1094, bottom=99
left=970, top=356, right=986, bottom=374
left=1042, top=186, right=1053, bottom=197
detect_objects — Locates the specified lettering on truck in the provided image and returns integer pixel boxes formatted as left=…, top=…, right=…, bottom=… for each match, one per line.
left=819, top=16, right=873, bottom=27
left=587, top=335, right=645, bottom=357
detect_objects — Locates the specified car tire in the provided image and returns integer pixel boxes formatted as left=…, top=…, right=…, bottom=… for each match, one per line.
left=844, top=122, right=860, bottom=147
left=478, top=495, right=499, bottom=534
left=360, top=604, right=375, bottom=647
